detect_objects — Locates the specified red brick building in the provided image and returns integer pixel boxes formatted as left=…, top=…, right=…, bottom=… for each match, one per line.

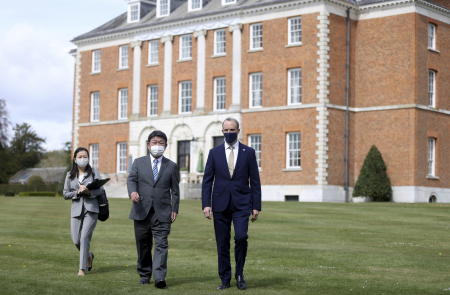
left=71, top=0, right=450, bottom=202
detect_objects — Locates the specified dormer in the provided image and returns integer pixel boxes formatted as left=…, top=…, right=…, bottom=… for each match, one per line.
left=188, top=0, right=202, bottom=12
left=156, top=0, right=184, bottom=18
left=222, top=0, right=236, bottom=6
left=127, top=0, right=155, bottom=23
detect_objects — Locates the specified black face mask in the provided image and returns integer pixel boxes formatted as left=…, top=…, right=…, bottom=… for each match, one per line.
left=224, top=132, right=238, bottom=144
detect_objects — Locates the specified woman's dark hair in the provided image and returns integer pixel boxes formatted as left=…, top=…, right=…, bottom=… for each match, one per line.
left=69, top=147, right=93, bottom=180
left=147, top=130, right=168, bottom=145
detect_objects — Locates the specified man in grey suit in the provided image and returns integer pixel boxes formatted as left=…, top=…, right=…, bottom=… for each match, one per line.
left=127, top=130, right=180, bottom=288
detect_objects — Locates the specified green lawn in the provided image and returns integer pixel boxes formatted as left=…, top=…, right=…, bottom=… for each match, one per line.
left=1, top=197, right=450, bottom=294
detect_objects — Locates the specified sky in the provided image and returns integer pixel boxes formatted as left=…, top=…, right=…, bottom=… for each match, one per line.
left=0, top=0, right=127, bottom=151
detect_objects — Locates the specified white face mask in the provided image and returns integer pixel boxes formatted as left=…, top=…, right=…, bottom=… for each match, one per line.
left=149, top=145, right=165, bottom=158
left=75, top=158, right=89, bottom=168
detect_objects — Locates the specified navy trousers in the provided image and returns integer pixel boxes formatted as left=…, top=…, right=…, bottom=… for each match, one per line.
left=213, top=204, right=251, bottom=284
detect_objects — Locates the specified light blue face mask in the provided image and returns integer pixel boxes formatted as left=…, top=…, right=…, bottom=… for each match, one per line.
left=76, top=158, right=89, bottom=168
left=149, top=145, right=165, bottom=158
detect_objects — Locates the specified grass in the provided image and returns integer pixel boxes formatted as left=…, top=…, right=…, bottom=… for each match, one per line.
left=1, top=198, right=450, bottom=294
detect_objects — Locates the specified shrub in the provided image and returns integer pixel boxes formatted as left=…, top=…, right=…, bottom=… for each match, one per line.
left=27, top=175, right=46, bottom=191
left=18, top=192, right=56, bottom=197
left=353, top=145, right=392, bottom=202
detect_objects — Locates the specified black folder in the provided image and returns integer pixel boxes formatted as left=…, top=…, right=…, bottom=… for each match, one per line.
left=87, top=178, right=110, bottom=190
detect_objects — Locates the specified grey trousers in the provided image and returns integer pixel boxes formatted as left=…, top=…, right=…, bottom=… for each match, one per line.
left=134, top=207, right=171, bottom=281
left=71, top=210, right=98, bottom=270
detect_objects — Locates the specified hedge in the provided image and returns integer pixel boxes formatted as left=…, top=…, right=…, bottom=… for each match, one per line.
left=18, top=192, right=57, bottom=197
left=0, top=183, right=62, bottom=196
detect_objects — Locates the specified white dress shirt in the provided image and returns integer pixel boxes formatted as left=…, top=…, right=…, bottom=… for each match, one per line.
left=225, top=140, right=239, bottom=168
left=150, top=154, right=162, bottom=174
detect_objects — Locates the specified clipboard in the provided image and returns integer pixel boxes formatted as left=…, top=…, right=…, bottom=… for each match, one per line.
left=86, top=178, right=110, bottom=190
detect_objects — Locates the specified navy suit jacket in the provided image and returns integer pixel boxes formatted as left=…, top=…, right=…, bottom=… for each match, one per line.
left=202, top=142, right=261, bottom=212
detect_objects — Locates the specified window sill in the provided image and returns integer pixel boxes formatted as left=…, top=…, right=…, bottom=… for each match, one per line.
left=248, top=48, right=263, bottom=53
left=118, top=117, right=128, bottom=121
left=283, top=168, right=302, bottom=172
left=177, top=58, right=193, bottom=63
left=90, top=120, right=100, bottom=123
left=213, top=109, right=227, bottom=112
left=288, top=102, right=302, bottom=106
left=117, top=67, right=129, bottom=71
left=426, top=175, right=439, bottom=180
left=146, top=63, right=160, bottom=67
left=179, top=111, right=192, bottom=115
left=286, top=43, right=302, bottom=48
left=428, top=48, right=440, bottom=53
left=249, top=105, right=263, bottom=109
left=90, top=72, right=101, bottom=75
left=211, top=54, right=226, bottom=58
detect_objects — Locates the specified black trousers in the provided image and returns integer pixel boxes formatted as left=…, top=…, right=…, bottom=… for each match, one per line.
left=134, top=207, right=171, bottom=281
left=213, top=205, right=250, bottom=284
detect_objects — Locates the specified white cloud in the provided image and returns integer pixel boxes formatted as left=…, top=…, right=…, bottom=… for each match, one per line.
left=0, top=23, right=74, bottom=150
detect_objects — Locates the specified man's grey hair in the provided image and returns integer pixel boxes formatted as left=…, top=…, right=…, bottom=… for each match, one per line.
left=222, top=117, right=240, bottom=130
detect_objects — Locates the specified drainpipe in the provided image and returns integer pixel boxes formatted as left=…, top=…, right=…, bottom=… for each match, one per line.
left=344, top=8, right=351, bottom=202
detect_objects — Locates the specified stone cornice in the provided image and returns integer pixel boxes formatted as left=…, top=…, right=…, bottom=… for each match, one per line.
left=73, top=0, right=449, bottom=48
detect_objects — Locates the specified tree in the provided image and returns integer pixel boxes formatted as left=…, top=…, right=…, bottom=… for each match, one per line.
left=9, top=123, right=45, bottom=172
left=353, top=145, right=392, bottom=202
left=0, top=98, right=9, bottom=148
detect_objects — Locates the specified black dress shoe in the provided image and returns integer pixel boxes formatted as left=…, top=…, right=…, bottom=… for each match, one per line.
left=139, top=277, right=150, bottom=284
left=155, top=280, right=167, bottom=289
left=216, top=282, right=230, bottom=290
left=236, top=275, right=247, bottom=290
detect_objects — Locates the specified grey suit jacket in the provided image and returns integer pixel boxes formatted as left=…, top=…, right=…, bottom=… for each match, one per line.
left=127, top=156, right=180, bottom=222
left=63, top=168, right=102, bottom=218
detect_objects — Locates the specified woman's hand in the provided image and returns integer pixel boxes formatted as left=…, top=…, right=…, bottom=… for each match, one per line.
left=77, top=185, right=89, bottom=195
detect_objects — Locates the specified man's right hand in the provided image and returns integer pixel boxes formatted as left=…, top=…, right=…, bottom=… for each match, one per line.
left=203, top=207, right=212, bottom=220
left=130, top=192, right=140, bottom=203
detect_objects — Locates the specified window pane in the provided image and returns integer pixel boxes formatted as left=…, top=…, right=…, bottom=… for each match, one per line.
left=289, top=17, right=302, bottom=44
left=90, top=144, right=99, bottom=169
left=428, top=23, right=436, bottom=49
left=119, top=46, right=128, bottom=68
left=159, top=0, right=169, bottom=16
left=214, top=30, right=226, bottom=55
left=428, top=70, right=435, bottom=107
left=249, top=134, right=262, bottom=168
left=118, top=143, right=127, bottom=172
left=177, top=140, right=191, bottom=171
left=181, top=35, right=192, bottom=59
left=148, top=85, right=158, bottom=116
left=250, top=24, right=263, bottom=49
left=289, top=68, right=302, bottom=104
left=91, top=92, right=100, bottom=122
left=130, top=4, right=139, bottom=21
left=148, top=40, right=159, bottom=64
left=180, top=81, right=192, bottom=113
left=214, top=77, right=226, bottom=110
left=92, top=50, right=101, bottom=73
left=119, top=89, right=128, bottom=119
left=191, top=0, right=201, bottom=9
left=250, top=73, right=262, bottom=107
left=287, top=132, right=301, bottom=168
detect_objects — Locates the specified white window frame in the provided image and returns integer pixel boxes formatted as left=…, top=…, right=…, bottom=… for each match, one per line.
left=249, top=23, right=263, bottom=50
left=89, top=144, right=99, bottom=169
left=119, top=45, right=129, bottom=69
left=179, top=81, right=192, bottom=114
left=179, top=34, right=193, bottom=60
left=428, top=23, right=436, bottom=50
left=214, top=77, right=226, bottom=111
left=427, top=137, right=436, bottom=177
left=288, top=17, right=302, bottom=45
left=90, top=92, right=100, bottom=122
left=214, top=29, right=226, bottom=56
left=148, top=40, right=159, bottom=65
left=117, top=142, right=128, bottom=173
left=157, top=0, right=170, bottom=18
left=147, top=85, right=158, bottom=116
left=428, top=70, right=436, bottom=108
left=288, top=68, right=302, bottom=105
left=118, top=88, right=128, bottom=120
left=128, top=2, right=140, bottom=23
left=222, top=0, right=236, bottom=5
left=188, top=0, right=202, bottom=12
left=248, top=134, right=262, bottom=168
left=91, top=50, right=101, bottom=73
left=286, top=132, right=301, bottom=169
left=249, top=73, right=263, bottom=108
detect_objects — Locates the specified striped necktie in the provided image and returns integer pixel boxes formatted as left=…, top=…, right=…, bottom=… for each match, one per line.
left=152, top=159, right=159, bottom=182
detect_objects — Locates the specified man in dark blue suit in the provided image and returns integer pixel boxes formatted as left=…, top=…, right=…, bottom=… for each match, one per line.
left=202, top=117, right=261, bottom=290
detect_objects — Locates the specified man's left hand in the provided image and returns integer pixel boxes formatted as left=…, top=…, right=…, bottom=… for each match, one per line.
left=251, top=210, right=259, bottom=222
left=171, top=212, right=178, bottom=223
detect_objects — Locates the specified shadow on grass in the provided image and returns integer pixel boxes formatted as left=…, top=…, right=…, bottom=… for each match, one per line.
left=249, top=276, right=295, bottom=288
left=168, top=274, right=217, bottom=287
left=92, top=264, right=135, bottom=274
